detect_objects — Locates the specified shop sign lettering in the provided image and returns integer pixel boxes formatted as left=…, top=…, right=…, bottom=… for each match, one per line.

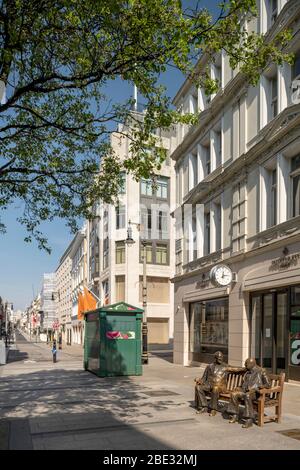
left=291, top=339, right=300, bottom=366
left=271, top=253, right=300, bottom=270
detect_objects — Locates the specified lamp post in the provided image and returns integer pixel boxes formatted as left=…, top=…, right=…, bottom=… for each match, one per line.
left=125, top=221, right=148, bottom=364
left=141, top=240, right=148, bottom=365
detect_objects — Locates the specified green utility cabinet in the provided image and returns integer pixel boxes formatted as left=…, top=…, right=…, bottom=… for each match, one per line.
left=84, top=302, right=143, bottom=377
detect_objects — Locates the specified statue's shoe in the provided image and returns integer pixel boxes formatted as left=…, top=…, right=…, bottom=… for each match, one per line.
left=196, top=407, right=207, bottom=414
left=242, top=419, right=253, bottom=428
left=229, top=415, right=238, bottom=423
left=209, top=410, right=217, bottom=417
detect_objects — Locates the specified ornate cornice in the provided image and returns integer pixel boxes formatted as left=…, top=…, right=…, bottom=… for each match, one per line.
left=265, top=0, right=300, bottom=44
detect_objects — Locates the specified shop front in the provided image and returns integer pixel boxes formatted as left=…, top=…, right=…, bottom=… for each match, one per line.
left=189, top=297, right=229, bottom=364
left=174, top=242, right=300, bottom=382
left=250, top=285, right=300, bottom=381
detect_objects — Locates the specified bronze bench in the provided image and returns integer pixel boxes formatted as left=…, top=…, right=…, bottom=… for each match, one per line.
left=195, top=369, right=285, bottom=427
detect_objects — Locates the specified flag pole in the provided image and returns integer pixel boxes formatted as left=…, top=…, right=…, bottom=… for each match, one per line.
left=86, top=287, right=101, bottom=303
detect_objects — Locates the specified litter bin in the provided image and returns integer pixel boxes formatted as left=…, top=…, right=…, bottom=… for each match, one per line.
left=84, top=302, right=143, bottom=377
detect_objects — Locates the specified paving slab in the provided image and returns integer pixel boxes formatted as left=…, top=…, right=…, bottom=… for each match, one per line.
left=1, top=332, right=300, bottom=450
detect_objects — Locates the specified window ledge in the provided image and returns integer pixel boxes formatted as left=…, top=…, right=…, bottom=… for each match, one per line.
left=182, top=249, right=223, bottom=274
left=247, top=216, right=300, bottom=249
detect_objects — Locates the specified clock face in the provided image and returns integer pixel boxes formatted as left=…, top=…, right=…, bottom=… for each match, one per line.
left=211, top=265, right=233, bottom=287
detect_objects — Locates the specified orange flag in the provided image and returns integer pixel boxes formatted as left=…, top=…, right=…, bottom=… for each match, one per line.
left=77, top=291, right=85, bottom=320
left=83, top=287, right=97, bottom=312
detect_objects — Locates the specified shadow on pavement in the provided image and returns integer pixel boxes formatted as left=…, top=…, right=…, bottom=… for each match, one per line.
left=6, top=350, right=29, bottom=363
left=0, top=367, right=176, bottom=450
left=148, top=341, right=173, bottom=364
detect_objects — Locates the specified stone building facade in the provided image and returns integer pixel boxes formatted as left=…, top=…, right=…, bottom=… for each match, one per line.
left=171, top=0, right=300, bottom=381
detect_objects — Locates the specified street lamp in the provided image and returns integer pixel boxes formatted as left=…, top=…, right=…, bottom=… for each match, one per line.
left=125, top=221, right=148, bottom=365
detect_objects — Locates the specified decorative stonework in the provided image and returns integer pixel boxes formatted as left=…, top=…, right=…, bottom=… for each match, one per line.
left=253, top=216, right=300, bottom=248
left=270, top=112, right=300, bottom=140
left=183, top=250, right=222, bottom=274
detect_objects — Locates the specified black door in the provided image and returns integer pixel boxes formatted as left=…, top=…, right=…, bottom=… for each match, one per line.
left=289, top=286, right=300, bottom=381
left=251, top=290, right=288, bottom=374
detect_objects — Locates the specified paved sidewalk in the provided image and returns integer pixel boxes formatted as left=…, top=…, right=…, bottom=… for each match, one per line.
left=1, top=333, right=300, bottom=450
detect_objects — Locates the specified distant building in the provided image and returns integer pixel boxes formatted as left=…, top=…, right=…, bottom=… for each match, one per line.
left=40, top=273, right=57, bottom=339
left=56, top=244, right=72, bottom=345
left=69, top=225, right=87, bottom=346
left=87, top=121, right=176, bottom=345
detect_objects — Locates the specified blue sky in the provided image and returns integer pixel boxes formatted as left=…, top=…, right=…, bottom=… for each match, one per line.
left=0, top=1, right=219, bottom=310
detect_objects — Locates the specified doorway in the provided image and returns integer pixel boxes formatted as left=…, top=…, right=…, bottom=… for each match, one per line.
left=251, top=290, right=288, bottom=374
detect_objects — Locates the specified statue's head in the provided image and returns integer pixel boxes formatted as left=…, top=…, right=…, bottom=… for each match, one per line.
left=245, top=358, right=256, bottom=370
left=214, top=351, right=224, bottom=364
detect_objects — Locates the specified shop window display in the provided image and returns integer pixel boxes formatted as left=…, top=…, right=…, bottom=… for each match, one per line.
left=189, top=298, right=228, bottom=358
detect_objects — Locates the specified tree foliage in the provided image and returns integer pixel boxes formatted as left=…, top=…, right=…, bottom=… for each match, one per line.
left=0, top=0, right=293, bottom=250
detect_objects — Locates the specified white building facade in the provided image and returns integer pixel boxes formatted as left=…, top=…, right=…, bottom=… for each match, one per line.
left=87, top=123, right=176, bottom=345
left=40, top=273, right=57, bottom=340
left=56, top=245, right=72, bottom=345
left=70, top=226, right=87, bottom=346
left=171, top=0, right=300, bottom=381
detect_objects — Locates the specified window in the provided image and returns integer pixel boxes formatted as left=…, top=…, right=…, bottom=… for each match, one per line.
left=115, top=241, right=125, bottom=264
left=103, top=237, right=109, bottom=269
left=116, top=205, right=126, bottom=229
left=119, top=172, right=126, bottom=194
left=190, top=89, right=198, bottom=114
left=140, top=207, right=152, bottom=237
left=270, top=169, right=277, bottom=227
left=141, top=179, right=153, bottom=196
left=270, top=0, right=277, bottom=25
left=156, top=177, right=168, bottom=199
left=204, top=212, right=210, bottom=255
left=103, top=209, right=108, bottom=233
left=206, top=147, right=211, bottom=176
left=141, top=242, right=153, bottom=263
left=216, top=131, right=222, bottom=167
left=175, top=239, right=182, bottom=274
left=115, top=276, right=125, bottom=302
left=156, top=244, right=168, bottom=264
left=292, top=52, right=300, bottom=81
left=291, top=156, right=300, bottom=217
left=189, top=298, right=229, bottom=358
left=212, top=56, right=222, bottom=93
left=157, top=210, right=168, bottom=238
left=139, top=276, right=169, bottom=303
left=147, top=209, right=152, bottom=230
left=271, top=76, right=278, bottom=119
left=102, top=279, right=109, bottom=305
left=215, top=203, right=222, bottom=251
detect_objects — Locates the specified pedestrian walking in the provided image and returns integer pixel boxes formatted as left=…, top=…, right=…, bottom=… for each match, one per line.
left=52, top=340, right=57, bottom=363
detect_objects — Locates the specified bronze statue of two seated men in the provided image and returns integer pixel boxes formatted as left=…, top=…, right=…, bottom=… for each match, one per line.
left=194, top=351, right=271, bottom=428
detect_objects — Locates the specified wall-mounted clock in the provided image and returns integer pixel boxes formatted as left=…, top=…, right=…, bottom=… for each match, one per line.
left=210, top=264, right=233, bottom=287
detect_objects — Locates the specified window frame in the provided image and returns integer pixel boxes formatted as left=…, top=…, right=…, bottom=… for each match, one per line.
left=115, top=205, right=126, bottom=230
left=115, top=241, right=126, bottom=264
left=270, top=168, right=277, bottom=227
left=271, top=75, right=278, bottom=119
left=156, top=177, right=168, bottom=199
left=141, top=178, right=153, bottom=197
left=204, top=211, right=211, bottom=255
left=156, top=243, right=168, bottom=265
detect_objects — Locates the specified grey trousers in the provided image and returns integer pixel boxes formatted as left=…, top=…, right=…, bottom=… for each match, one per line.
left=227, top=389, right=257, bottom=419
